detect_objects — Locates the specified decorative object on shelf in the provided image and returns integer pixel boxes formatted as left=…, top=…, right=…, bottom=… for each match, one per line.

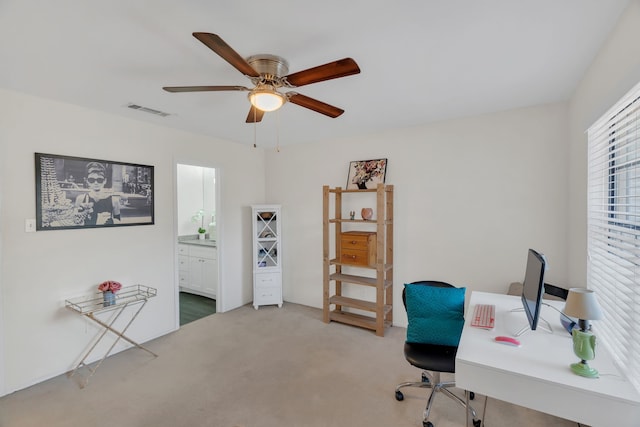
left=259, top=211, right=273, bottom=220
left=563, top=288, right=604, bottom=378
left=35, top=153, right=154, bottom=231
left=102, top=291, right=116, bottom=307
left=98, top=280, right=122, bottom=307
left=361, top=208, right=373, bottom=220
left=346, top=158, right=387, bottom=190
left=349, top=210, right=355, bottom=220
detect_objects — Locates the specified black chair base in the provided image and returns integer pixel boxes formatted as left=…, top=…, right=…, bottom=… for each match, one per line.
left=395, top=370, right=481, bottom=427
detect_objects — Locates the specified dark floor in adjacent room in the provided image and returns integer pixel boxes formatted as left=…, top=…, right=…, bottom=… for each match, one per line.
left=179, top=291, right=216, bottom=325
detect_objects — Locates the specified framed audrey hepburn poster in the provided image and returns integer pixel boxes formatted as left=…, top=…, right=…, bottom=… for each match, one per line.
left=35, top=153, right=154, bottom=230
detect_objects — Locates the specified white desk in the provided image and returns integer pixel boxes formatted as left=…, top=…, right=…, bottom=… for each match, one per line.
left=455, top=291, right=640, bottom=427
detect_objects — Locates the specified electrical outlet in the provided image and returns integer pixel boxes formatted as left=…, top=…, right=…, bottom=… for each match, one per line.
left=25, top=218, right=36, bottom=232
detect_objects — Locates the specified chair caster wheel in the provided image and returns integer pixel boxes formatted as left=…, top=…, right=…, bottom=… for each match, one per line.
left=472, top=419, right=481, bottom=427
left=470, top=391, right=475, bottom=400
left=395, top=390, right=404, bottom=401
left=423, top=421, right=434, bottom=427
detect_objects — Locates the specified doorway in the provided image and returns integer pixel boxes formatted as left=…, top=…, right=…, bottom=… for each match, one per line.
left=176, top=163, right=219, bottom=325
left=179, top=292, right=216, bottom=325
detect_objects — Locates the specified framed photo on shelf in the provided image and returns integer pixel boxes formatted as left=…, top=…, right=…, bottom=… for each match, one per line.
left=35, top=152, right=154, bottom=230
left=346, top=158, right=388, bottom=190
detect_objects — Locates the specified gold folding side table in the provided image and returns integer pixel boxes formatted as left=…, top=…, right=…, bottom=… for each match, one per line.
left=65, top=284, right=158, bottom=387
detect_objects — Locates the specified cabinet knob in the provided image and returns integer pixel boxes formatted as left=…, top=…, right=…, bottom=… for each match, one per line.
left=351, top=240, right=357, bottom=244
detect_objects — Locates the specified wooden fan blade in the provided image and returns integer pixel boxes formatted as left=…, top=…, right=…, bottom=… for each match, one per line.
left=287, top=93, right=344, bottom=118
left=285, top=58, right=360, bottom=87
left=193, top=32, right=260, bottom=77
left=163, top=85, right=249, bottom=93
left=246, top=105, right=265, bottom=123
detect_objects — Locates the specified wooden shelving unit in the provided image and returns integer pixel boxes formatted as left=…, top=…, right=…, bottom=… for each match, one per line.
left=322, top=184, right=394, bottom=336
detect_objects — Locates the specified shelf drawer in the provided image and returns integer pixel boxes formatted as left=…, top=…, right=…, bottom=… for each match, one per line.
left=178, top=255, right=189, bottom=271
left=340, top=249, right=374, bottom=267
left=340, top=231, right=376, bottom=266
left=178, top=270, right=189, bottom=286
left=255, top=286, right=282, bottom=304
left=340, top=232, right=374, bottom=249
left=255, top=272, right=281, bottom=288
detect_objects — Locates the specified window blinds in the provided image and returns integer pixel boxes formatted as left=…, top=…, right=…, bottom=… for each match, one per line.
left=587, top=81, right=640, bottom=391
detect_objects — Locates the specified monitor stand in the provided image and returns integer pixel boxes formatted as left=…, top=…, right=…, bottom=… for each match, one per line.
left=510, top=307, right=553, bottom=337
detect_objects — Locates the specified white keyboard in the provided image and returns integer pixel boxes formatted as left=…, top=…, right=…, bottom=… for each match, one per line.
left=471, top=304, right=495, bottom=329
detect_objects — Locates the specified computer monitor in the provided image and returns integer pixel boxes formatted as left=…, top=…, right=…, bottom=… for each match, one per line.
left=520, top=249, right=547, bottom=333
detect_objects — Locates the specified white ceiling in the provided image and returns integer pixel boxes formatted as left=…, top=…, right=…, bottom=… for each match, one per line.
left=0, top=1, right=631, bottom=147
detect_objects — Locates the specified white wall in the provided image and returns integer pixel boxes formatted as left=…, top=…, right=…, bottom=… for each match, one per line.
left=567, top=0, right=640, bottom=286
left=0, top=88, right=265, bottom=393
left=266, top=102, right=569, bottom=327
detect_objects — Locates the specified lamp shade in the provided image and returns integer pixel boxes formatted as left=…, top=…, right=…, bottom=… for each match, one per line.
left=248, top=88, right=285, bottom=112
left=563, top=288, right=603, bottom=320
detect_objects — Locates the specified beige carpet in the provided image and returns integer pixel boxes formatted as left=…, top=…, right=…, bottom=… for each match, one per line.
left=0, top=303, right=579, bottom=427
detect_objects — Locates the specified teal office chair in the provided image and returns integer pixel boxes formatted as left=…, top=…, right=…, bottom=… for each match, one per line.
left=395, top=280, right=480, bottom=427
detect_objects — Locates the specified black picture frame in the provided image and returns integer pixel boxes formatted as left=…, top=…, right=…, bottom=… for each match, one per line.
left=346, top=158, right=388, bottom=190
left=35, top=153, right=154, bottom=230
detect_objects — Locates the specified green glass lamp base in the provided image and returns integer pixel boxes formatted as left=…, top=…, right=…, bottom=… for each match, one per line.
left=571, top=362, right=599, bottom=378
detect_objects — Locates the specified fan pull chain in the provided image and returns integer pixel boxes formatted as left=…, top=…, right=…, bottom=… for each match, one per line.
left=276, top=109, right=281, bottom=152
left=253, top=108, right=257, bottom=148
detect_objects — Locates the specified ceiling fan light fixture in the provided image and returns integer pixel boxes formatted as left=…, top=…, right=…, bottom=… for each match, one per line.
left=248, top=88, right=285, bottom=112
left=164, top=33, right=361, bottom=123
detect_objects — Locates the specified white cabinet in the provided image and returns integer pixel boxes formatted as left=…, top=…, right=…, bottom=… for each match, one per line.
left=254, top=272, right=282, bottom=307
left=178, top=243, right=217, bottom=299
left=252, top=205, right=283, bottom=309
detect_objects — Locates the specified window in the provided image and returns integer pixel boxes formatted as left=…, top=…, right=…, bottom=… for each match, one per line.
left=587, top=81, right=640, bottom=391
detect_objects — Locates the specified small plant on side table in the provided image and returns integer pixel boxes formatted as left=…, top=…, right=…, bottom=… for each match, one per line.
left=98, top=280, right=122, bottom=307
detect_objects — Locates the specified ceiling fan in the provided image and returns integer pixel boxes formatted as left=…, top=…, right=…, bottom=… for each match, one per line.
left=163, top=33, right=361, bottom=123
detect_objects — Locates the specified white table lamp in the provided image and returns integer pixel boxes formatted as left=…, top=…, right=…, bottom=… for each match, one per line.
left=563, top=288, right=603, bottom=378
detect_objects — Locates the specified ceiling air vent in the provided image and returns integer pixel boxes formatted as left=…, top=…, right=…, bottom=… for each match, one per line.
left=126, top=103, right=170, bottom=117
